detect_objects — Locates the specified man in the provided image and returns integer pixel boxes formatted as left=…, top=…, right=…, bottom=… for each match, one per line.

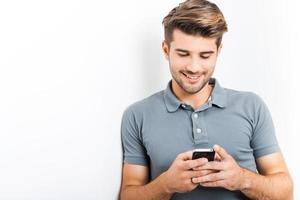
left=120, top=0, right=293, bottom=199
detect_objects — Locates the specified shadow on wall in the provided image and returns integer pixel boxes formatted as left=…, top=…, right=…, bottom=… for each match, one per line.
left=136, top=27, right=168, bottom=97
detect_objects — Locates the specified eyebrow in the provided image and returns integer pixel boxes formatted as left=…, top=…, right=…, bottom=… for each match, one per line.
left=175, top=48, right=215, bottom=55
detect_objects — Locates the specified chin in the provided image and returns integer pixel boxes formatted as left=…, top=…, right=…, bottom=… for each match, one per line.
left=171, top=73, right=210, bottom=94
left=181, top=83, right=206, bottom=94
left=183, top=87, right=203, bottom=94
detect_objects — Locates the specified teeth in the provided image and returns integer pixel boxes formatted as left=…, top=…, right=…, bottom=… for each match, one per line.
left=185, top=74, right=199, bottom=79
left=182, top=72, right=200, bottom=80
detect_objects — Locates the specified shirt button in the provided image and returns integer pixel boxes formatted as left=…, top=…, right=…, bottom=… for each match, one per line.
left=194, top=113, right=198, bottom=118
left=196, top=128, right=202, bottom=133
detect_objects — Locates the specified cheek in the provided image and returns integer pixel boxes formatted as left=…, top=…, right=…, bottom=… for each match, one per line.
left=169, top=57, right=188, bottom=70
left=202, top=58, right=217, bottom=69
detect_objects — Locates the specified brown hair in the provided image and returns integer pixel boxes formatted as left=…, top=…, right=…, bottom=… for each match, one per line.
left=162, top=0, right=228, bottom=47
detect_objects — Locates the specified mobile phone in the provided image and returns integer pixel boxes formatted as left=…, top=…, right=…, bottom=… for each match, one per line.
left=192, top=148, right=215, bottom=161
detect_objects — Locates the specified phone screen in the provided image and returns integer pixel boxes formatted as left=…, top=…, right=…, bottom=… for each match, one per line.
left=192, top=149, right=215, bottom=161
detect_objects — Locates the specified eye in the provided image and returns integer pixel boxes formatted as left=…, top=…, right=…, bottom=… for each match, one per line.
left=178, top=53, right=188, bottom=57
left=200, top=55, right=210, bottom=59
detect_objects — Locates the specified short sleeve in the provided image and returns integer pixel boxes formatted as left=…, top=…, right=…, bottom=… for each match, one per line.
left=121, top=106, right=149, bottom=166
left=251, top=95, right=280, bottom=158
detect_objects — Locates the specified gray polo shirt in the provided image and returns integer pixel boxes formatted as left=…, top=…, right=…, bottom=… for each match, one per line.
left=121, top=78, right=280, bottom=200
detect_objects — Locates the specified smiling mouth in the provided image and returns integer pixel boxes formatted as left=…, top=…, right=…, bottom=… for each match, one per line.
left=182, top=72, right=201, bottom=80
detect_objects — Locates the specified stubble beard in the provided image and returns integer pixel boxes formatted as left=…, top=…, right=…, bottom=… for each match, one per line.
left=172, top=70, right=211, bottom=94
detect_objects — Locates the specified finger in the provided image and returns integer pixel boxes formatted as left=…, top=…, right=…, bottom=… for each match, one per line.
left=200, top=180, right=226, bottom=188
left=213, top=144, right=231, bottom=160
left=177, top=150, right=193, bottom=161
left=185, top=170, right=209, bottom=182
left=191, top=169, right=216, bottom=177
left=214, top=152, right=222, bottom=161
left=197, top=160, right=224, bottom=171
left=183, top=158, right=208, bottom=170
left=193, top=171, right=225, bottom=183
left=192, top=164, right=219, bottom=172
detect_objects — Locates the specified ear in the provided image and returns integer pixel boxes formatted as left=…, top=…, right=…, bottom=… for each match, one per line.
left=162, top=40, right=170, bottom=60
left=217, top=44, right=223, bottom=56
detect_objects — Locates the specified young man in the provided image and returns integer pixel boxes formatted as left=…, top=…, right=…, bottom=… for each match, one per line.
left=120, top=0, right=293, bottom=199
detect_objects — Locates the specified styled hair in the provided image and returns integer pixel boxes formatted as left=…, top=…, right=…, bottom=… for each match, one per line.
left=162, top=0, right=228, bottom=47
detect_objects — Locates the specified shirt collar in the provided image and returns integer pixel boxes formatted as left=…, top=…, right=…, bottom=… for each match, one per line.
left=163, top=78, right=227, bottom=112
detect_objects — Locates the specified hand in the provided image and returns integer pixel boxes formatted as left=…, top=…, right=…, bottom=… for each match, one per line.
left=162, top=150, right=210, bottom=194
left=192, top=144, right=246, bottom=191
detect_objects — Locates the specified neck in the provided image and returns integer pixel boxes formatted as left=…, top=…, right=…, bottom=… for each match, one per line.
left=171, top=80, right=214, bottom=110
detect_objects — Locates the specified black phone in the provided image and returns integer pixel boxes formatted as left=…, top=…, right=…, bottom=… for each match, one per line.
left=192, top=148, right=215, bottom=161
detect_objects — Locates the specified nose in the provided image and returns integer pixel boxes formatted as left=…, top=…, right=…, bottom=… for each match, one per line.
left=186, top=57, right=202, bottom=74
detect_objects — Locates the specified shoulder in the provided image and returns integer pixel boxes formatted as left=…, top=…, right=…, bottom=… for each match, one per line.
left=224, top=87, right=265, bottom=107
left=222, top=87, right=272, bottom=126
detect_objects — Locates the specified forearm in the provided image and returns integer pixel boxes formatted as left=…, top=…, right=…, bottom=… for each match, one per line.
left=240, top=169, right=293, bottom=200
left=120, top=172, right=172, bottom=200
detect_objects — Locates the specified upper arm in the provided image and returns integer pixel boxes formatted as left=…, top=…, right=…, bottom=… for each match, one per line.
left=121, top=163, right=150, bottom=190
left=121, top=107, right=150, bottom=166
left=255, top=152, right=289, bottom=175
left=251, top=94, right=280, bottom=158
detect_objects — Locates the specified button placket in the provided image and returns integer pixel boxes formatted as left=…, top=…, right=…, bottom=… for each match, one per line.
left=191, top=111, right=208, bottom=144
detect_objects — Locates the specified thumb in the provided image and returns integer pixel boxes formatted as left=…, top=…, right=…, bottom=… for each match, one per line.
left=177, top=150, right=193, bottom=161
left=213, top=144, right=231, bottom=160
left=214, top=152, right=222, bottom=161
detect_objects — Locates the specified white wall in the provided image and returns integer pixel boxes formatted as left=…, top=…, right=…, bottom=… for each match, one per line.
left=0, top=0, right=299, bottom=199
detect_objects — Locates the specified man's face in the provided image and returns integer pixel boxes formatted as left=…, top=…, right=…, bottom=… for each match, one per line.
left=162, top=29, right=222, bottom=94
